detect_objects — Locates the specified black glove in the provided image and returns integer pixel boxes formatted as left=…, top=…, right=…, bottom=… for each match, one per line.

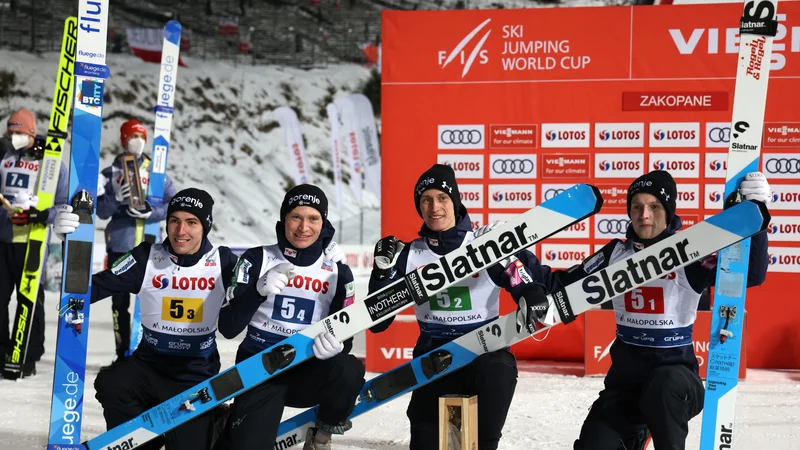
left=515, top=284, right=550, bottom=334
left=11, top=207, right=48, bottom=226
left=373, top=236, right=405, bottom=280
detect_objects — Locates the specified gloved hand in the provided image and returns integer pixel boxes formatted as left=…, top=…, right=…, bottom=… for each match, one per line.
left=739, top=172, right=770, bottom=203
left=324, top=241, right=345, bottom=263
left=11, top=191, right=38, bottom=211
left=97, top=173, right=108, bottom=198
left=515, top=284, right=551, bottom=334
left=11, top=207, right=48, bottom=226
left=373, top=236, right=405, bottom=280
left=53, top=205, right=80, bottom=241
left=256, top=262, right=296, bottom=297
left=312, top=332, right=344, bottom=360
left=115, top=182, right=131, bottom=203
left=474, top=220, right=505, bottom=239
left=127, top=201, right=152, bottom=220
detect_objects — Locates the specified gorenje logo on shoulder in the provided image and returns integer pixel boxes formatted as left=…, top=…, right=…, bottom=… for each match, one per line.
left=582, top=238, right=698, bottom=304
left=438, top=19, right=491, bottom=78
left=420, top=222, right=535, bottom=292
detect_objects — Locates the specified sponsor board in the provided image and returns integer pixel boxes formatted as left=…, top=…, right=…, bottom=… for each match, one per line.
left=594, top=123, right=645, bottom=148
left=767, top=247, right=800, bottom=273
left=488, top=184, right=536, bottom=209
left=649, top=153, right=700, bottom=178
left=704, top=184, right=725, bottom=210
left=540, top=153, right=591, bottom=179
left=438, top=124, right=484, bottom=149
left=541, top=243, right=590, bottom=269
left=437, top=153, right=484, bottom=179
left=541, top=123, right=590, bottom=148
left=595, top=153, right=644, bottom=178
left=648, top=122, right=700, bottom=148
left=676, top=183, right=699, bottom=210
left=488, top=124, right=538, bottom=149
left=705, top=153, right=728, bottom=179
left=489, top=154, right=537, bottom=179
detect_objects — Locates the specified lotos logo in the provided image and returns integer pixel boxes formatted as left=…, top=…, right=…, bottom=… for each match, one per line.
left=598, top=160, right=640, bottom=171
left=152, top=274, right=170, bottom=290
left=653, top=160, right=696, bottom=171
left=709, top=160, right=727, bottom=171
left=708, top=191, right=722, bottom=202
left=546, top=130, right=586, bottom=141
left=653, top=129, right=696, bottom=141
left=541, top=244, right=589, bottom=268
left=289, top=275, right=330, bottom=293
left=598, top=130, right=641, bottom=141
left=153, top=275, right=216, bottom=291
left=492, top=191, right=531, bottom=202
left=678, top=191, right=695, bottom=201
left=546, top=250, right=557, bottom=260
left=547, top=251, right=586, bottom=260
left=767, top=224, right=779, bottom=234
left=769, top=253, right=778, bottom=265
left=595, top=124, right=645, bottom=148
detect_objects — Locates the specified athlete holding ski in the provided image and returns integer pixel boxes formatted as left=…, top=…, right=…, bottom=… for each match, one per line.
left=569, top=170, right=770, bottom=450
left=54, top=188, right=234, bottom=450
left=214, top=184, right=362, bottom=450
left=97, top=119, right=177, bottom=364
left=367, top=164, right=555, bottom=450
left=0, top=108, right=69, bottom=378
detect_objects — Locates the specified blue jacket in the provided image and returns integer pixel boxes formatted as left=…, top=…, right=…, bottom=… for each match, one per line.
left=555, top=214, right=769, bottom=385
left=0, top=144, right=69, bottom=243
left=97, top=155, right=176, bottom=253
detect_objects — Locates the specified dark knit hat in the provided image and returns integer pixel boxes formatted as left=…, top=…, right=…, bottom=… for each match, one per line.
left=414, top=164, right=461, bottom=218
left=168, top=188, right=215, bottom=237
left=627, top=170, right=677, bottom=222
left=280, top=184, right=328, bottom=221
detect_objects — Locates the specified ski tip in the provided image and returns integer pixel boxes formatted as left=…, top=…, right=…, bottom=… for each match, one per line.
left=586, top=184, right=605, bottom=214
left=165, top=21, right=183, bottom=44
left=753, top=199, right=771, bottom=231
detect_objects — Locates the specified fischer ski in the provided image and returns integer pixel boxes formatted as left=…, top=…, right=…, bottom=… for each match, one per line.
left=129, top=20, right=182, bottom=355
left=276, top=200, right=772, bottom=449
left=7, top=15, right=77, bottom=378
left=700, top=1, right=778, bottom=449
left=81, top=183, right=604, bottom=450
left=48, top=1, right=110, bottom=448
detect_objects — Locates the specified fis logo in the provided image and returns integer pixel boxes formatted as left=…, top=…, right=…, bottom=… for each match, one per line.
left=437, top=19, right=491, bottom=78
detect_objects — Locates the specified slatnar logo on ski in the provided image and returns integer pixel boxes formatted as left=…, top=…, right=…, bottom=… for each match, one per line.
left=582, top=239, right=698, bottom=304
left=420, top=222, right=536, bottom=291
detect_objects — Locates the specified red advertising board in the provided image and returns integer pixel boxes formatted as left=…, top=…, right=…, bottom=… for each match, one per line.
left=584, top=310, right=747, bottom=380
left=376, top=2, right=800, bottom=373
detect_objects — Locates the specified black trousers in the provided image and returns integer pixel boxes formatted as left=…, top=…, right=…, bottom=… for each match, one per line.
left=107, top=251, right=131, bottom=358
left=574, top=364, right=705, bottom=450
left=407, top=348, right=518, bottom=450
left=0, top=241, right=46, bottom=367
left=95, top=352, right=222, bottom=450
left=216, top=347, right=365, bottom=450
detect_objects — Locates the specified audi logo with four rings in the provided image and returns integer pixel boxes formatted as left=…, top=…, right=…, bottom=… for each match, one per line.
left=440, top=130, right=482, bottom=145
left=597, top=219, right=631, bottom=234
left=544, top=188, right=565, bottom=200
left=708, top=127, right=730, bottom=143
left=765, top=158, right=800, bottom=174
left=492, top=159, right=534, bottom=174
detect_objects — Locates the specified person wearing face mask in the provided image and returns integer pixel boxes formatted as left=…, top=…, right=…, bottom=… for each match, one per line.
left=53, top=188, right=236, bottom=450
left=96, top=119, right=177, bottom=364
left=367, top=164, right=559, bottom=450
left=0, top=108, right=69, bottom=379
left=214, top=184, right=360, bottom=450
left=566, top=170, right=770, bottom=450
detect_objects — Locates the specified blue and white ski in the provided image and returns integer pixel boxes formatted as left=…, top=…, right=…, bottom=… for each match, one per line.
left=129, top=20, right=182, bottom=355
left=275, top=200, right=772, bottom=449
left=80, top=183, right=604, bottom=450
left=700, top=1, right=778, bottom=449
left=47, top=1, right=110, bottom=449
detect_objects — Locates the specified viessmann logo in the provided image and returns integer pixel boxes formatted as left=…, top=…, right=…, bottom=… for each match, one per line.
left=437, top=18, right=492, bottom=78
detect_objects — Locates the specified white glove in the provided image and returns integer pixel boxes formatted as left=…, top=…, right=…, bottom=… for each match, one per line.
left=474, top=220, right=505, bottom=239
left=324, top=241, right=345, bottom=263
left=739, top=172, right=770, bottom=203
left=115, top=183, right=131, bottom=203
left=11, top=192, right=38, bottom=210
left=97, top=173, right=108, bottom=198
left=53, top=205, right=80, bottom=241
left=312, top=331, right=344, bottom=360
left=127, top=203, right=152, bottom=220
left=256, top=262, right=295, bottom=297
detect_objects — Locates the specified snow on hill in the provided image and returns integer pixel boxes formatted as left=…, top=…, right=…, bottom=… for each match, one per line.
left=0, top=49, right=381, bottom=249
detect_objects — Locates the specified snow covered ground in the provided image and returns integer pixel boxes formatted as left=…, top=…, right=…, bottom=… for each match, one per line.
left=0, top=290, right=798, bottom=449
